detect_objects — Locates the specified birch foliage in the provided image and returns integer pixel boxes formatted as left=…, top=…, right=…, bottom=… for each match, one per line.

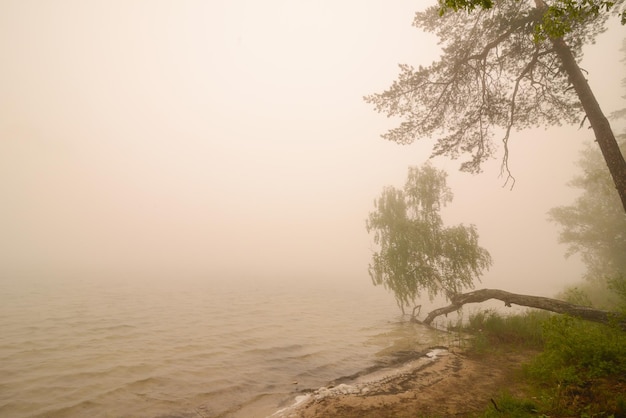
left=366, top=164, right=492, bottom=312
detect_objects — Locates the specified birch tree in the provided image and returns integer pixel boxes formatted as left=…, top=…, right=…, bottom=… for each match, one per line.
left=366, top=164, right=492, bottom=315
left=367, top=164, right=626, bottom=328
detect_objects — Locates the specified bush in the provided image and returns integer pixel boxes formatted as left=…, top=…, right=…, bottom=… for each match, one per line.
left=528, top=315, right=626, bottom=384
left=462, top=310, right=626, bottom=416
left=523, top=315, right=626, bottom=416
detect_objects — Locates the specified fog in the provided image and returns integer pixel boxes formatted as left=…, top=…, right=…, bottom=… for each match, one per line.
left=1, top=0, right=624, bottom=296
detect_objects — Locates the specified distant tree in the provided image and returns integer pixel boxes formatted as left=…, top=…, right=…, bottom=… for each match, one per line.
left=367, top=164, right=626, bottom=329
left=548, top=140, right=626, bottom=310
left=366, top=164, right=492, bottom=315
left=547, top=34, right=626, bottom=308
left=365, top=0, right=626, bottom=212
left=549, top=141, right=626, bottom=283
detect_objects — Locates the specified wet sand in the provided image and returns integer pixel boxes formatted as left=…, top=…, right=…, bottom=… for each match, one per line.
left=271, top=347, right=535, bottom=417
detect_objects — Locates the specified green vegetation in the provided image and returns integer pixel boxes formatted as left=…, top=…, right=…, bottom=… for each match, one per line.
left=436, top=140, right=626, bottom=415
left=458, top=309, right=626, bottom=417
left=462, top=309, right=548, bottom=353
left=549, top=141, right=626, bottom=310
left=366, top=163, right=492, bottom=315
left=438, top=0, right=626, bottom=34
left=479, top=393, right=538, bottom=418
left=530, top=315, right=626, bottom=381
left=367, top=161, right=625, bottom=327
left=364, top=3, right=626, bottom=415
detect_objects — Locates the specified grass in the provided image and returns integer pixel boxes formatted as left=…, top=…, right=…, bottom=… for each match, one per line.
left=480, top=392, right=539, bottom=417
left=464, top=309, right=547, bottom=351
left=452, top=309, right=626, bottom=417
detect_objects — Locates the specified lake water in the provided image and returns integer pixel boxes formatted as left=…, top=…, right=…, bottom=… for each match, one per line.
left=0, top=276, right=444, bottom=417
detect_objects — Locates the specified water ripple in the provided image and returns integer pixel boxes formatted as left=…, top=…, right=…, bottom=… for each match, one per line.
left=0, top=277, right=439, bottom=418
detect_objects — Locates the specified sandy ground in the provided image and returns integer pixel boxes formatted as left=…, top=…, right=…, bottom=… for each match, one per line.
left=273, top=347, right=535, bottom=418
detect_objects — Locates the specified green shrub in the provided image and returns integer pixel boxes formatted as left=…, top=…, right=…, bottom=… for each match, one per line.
left=458, top=310, right=626, bottom=416
left=527, top=315, right=626, bottom=384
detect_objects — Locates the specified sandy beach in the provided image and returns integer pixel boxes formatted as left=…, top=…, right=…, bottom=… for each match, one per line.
left=272, top=347, right=535, bottom=418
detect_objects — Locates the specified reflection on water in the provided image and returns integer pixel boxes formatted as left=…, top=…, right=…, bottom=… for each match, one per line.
left=0, top=276, right=442, bottom=417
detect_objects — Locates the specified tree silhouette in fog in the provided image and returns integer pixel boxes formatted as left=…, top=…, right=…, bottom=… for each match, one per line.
left=365, top=0, right=626, bottom=212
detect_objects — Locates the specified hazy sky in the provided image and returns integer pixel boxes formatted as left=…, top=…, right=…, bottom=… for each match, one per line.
left=1, top=1, right=624, bottom=296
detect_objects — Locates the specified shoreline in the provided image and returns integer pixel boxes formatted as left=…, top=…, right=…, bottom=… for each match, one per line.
left=267, top=345, right=535, bottom=418
left=268, top=347, right=450, bottom=418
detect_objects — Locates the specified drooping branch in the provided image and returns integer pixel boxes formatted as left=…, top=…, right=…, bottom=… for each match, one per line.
left=500, top=45, right=541, bottom=188
left=422, top=288, right=626, bottom=330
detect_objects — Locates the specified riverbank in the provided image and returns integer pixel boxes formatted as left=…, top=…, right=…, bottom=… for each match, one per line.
left=272, top=346, right=536, bottom=417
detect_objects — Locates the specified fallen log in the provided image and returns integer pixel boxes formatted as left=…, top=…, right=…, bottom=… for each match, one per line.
left=423, top=288, right=626, bottom=330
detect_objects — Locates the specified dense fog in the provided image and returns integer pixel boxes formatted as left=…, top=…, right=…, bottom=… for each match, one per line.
left=1, top=0, right=624, bottom=296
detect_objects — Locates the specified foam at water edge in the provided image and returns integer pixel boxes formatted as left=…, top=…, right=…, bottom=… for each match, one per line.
left=268, top=347, right=449, bottom=417
left=269, top=394, right=311, bottom=417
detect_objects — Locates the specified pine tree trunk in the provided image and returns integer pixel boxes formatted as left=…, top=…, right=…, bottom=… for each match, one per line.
left=534, top=0, right=626, bottom=213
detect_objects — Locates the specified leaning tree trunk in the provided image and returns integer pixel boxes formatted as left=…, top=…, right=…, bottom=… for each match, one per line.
left=422, top=288, right=626, bottom=330
left=535, top=0, right=626, bottom=213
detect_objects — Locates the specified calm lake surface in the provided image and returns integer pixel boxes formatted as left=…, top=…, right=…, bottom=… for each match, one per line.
left=0, top=276, right=443, bottom=417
